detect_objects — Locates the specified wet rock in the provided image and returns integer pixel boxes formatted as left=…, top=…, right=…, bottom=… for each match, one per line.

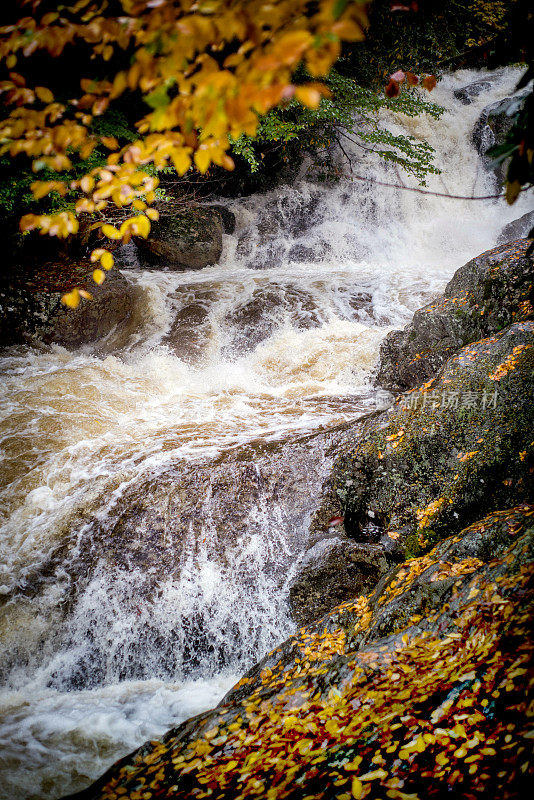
left=208, top=204, right=236, bottom=234
left=376, top=238, right=533, bottom=392
left=453, top=78, right=494, bottom=105
left=4, top=426, right=351, bottom=687
left=289, top=539, right=391, bottom=626
left=0, top=262, right=139, bottom=349
left=64, top=509, right=534, bottom=800
left=227, top=504, right=534, bottom=705
left=497, top=210, right=534, bottom=244
left=222, top=286, right=322, bottom=356
left=135, top=207, right=223, bottom=270
left=163, top=287, right=218, bottom=363
left=472, top=91, right=528, bottom=179
left=322, top=320, right=534, bottom=558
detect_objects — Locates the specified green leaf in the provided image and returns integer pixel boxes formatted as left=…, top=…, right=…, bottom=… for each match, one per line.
left=333, top=0, right=349, bottom=20
left=145, top=85, right=169, bottom=110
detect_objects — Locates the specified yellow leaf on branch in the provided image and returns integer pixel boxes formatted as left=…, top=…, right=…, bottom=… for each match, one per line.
left=101, top=223, right=122, bottom=240
left=100, top=251, right=114, bottom=270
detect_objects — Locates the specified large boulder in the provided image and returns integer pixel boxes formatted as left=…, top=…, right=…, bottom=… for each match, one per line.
left=472, top=90, right=529, bottom=179
left=62, top=507, right=534, bottom=800
left=320, top=320, right=533, bottom=558
left=0, top=262, right=139, bottom=349
left=135, top=207, right=223, bottom=270
left=376, top=238, right=533, bottom=392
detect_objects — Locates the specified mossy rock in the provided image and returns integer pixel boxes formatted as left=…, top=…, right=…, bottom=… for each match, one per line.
left=377, top=239, right=533, bottom=392
left=135, top=207, right=223, bottom=271
left=319, top=320, right=534, bottom=559
left=0, top=262, right=140, bottom=348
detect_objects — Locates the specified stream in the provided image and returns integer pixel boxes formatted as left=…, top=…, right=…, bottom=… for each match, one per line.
left=0, top=68, right=530, bottom=799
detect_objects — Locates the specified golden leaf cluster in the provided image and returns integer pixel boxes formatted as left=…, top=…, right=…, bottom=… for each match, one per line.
left=0, top=0, right=368, bottom=302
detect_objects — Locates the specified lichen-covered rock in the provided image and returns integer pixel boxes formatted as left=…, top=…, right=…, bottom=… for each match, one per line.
left=376, top=239, right=533, bottom=392
left=62, top=507, right=534, bottom=800
left=322, top=320, right=533, bottom=558
left=0, top=262, right=139, bottom=349
left=135, top=207, right=223, bottom=270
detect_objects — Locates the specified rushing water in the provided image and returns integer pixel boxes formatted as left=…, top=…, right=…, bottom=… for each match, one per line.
left=0, top=69, right=531, bottom=799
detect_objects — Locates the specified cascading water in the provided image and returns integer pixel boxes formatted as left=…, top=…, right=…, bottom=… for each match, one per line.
left=0, top=68, right=531, bottom=799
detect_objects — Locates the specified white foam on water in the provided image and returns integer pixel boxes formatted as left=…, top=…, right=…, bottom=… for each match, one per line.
left=0, top=674, right=238, bottom=800
left=0, top=67, right=531, bottom=799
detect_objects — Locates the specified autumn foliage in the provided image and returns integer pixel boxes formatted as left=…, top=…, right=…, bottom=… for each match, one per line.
left=0, top=0, right=369, bottom=306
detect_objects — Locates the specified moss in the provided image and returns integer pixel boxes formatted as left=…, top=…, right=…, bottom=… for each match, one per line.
left=319, top=321, right=534, bottom=560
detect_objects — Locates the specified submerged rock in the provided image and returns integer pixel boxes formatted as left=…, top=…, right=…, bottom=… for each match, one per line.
left=377, top=238, right=533, bottom=392
left=62, top=506, right=534, bottom=800
left=453, top=78, right=495, bottom=105
left=0, top=427, right=349, bottom=690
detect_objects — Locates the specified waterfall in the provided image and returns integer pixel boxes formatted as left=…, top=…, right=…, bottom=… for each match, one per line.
left=0, top=67, right=530, bottom=799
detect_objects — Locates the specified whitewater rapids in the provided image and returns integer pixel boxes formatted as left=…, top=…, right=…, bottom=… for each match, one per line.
left=0, top=68, right=530, bottom=799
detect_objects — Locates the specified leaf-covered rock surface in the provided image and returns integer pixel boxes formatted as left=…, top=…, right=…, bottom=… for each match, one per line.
left=376, top=239, right=533, bottom=392
left=63, top=506, right=534, bottom=800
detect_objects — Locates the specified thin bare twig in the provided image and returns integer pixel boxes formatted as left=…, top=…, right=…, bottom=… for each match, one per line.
left=335, top=135, right=353, bottom=173
left=346, top=173, right=529, bottom=201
